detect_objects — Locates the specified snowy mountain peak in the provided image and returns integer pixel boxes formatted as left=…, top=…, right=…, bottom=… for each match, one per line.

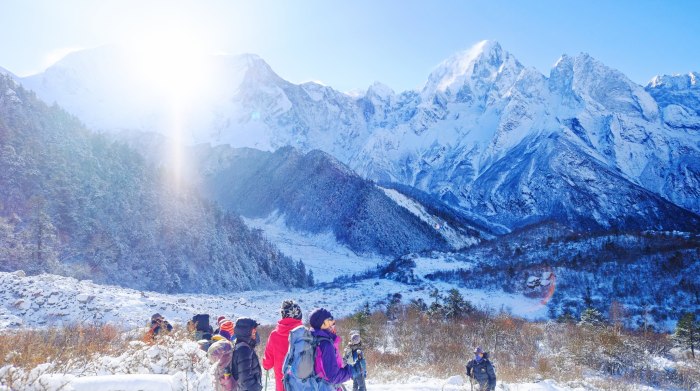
left=648, top=71, right=700, bottom=89
left=41, top=45, right=128, bottom=74
left=422, top=40, right=522, bottom=97
left=646, top=71, right=700, bottom=129
left=365, top=81, right=395, bottom=100
left=551, top=52, right=659, bottom=119
left=226, top=53, right=281, bottom=84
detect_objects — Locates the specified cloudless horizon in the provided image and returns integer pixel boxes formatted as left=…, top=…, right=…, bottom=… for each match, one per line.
left=1, top=0, right=698, bottom=93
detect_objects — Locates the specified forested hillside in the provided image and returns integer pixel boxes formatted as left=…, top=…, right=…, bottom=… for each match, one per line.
left=0, top=75, right=311, bottom=292
left=402, top=223, right=700, bottom=327
left=193, top=145, right=461, bottom=256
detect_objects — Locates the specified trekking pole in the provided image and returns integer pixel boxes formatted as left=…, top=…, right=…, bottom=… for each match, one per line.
left=469, top=374, right=473, bottom=391
left=264, top=370, right=269, bottom=390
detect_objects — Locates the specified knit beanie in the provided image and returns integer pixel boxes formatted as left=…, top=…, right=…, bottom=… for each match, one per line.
left=280, top=300, right=303, bottom=320
left=219, top=320, right=234, bottom=340
left=309, top=308, right=333, bottom=330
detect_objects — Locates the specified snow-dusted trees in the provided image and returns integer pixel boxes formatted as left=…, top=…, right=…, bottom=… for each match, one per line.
left=443, top=288, right=476, bottom=320
left=0, top=75, right=311, bottom=293
left=0, top=215, right=28, bottom=270
left=673, top=313, right=699, bottom=359
left=579, top=308, right=606, bottom=328
left=197, top=146, right=451, bottom=257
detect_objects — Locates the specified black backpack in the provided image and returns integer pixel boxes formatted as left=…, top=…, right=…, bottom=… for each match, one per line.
left=192, top=314, right=213, bottom=340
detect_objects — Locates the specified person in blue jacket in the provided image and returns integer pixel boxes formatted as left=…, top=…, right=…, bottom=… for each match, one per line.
left=465, top=346, right=496, bottom=391
left=343, top=332, right=367, bottom=391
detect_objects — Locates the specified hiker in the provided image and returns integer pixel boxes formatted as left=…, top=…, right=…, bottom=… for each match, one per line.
left=144, top=313, right=172, bottom=343
left=263, top=300, right=303, bottom=391
left=309, top=307, right=353, bottom=390
left=343, top=333, right=367, bottom=391
left=213, top=315, right=227, bottom=335
left=218, top=318, right=235, bottom=341
left=208, top=337, right=234, bottom=391
left=230, top=317, right=263, bottom=391
left=189, top=313, right=214, bottom=341
left=465, top=346, right=496, bottom=391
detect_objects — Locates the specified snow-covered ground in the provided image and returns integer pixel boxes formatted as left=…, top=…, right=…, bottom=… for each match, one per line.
left=0, top=228, right=651, bottom=390
left=0, top=268, right=550, bottom=330
left=379, top=187, right=481, bottom=249
left=0, top=215, right=550, bottom=330
left=243, top=214, right=386, bottom=283
left=19, top=369, right=592, bottom=391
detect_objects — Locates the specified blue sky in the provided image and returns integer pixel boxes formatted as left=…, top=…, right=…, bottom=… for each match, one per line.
left=1, top=0, right=698, bottom=92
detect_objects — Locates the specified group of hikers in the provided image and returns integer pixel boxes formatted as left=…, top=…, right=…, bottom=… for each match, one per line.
left=144, top=300, right=496, bottom=391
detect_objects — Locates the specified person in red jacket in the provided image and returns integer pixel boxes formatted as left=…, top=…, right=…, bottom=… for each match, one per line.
left=263, top=300, right=303, bottom=391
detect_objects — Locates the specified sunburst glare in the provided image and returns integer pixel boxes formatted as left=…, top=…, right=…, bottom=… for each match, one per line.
left=119, top=19, right=219, bottom=190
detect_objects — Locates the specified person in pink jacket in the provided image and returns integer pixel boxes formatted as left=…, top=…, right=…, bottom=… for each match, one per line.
left=263, top=300, right=303, bottom=391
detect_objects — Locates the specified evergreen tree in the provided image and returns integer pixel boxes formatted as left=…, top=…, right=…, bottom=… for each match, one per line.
left=409, top=297, right=428, bottom=312
left=350, top=302, right=372, bottom=346
left=443, top=288, right=475, bottom=319
left=673, top=312, right=699, bottom=358
left=579, top=307, right=606, bottom=328
left=385, top=292, right=402, bottom=320
left=557, top=311, right=576, bottom=324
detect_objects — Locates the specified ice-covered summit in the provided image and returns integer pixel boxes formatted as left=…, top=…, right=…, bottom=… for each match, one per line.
left=9, top=40, right=700, bottom=230
left=550, top=53, right=658, bottom=120
left=422, top=40, right=524, bottom=102
left=646, top=71, right=700, bottom=130
left=648, top=71, right=699, bottom=89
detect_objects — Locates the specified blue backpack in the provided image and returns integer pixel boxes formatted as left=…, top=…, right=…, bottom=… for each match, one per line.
left=282, top=326, right=333, bottom=391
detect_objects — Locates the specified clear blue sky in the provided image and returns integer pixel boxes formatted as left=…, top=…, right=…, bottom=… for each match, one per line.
left=1, top=0, right=698, bottom=92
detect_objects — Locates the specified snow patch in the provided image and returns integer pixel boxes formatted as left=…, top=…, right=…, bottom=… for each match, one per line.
left=242, top=213, right=385, bottom=283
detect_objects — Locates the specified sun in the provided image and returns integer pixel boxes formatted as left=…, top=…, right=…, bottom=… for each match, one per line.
left=122, top=26, right=216, bottom=108
left=116, top=16, right=222, bottom=188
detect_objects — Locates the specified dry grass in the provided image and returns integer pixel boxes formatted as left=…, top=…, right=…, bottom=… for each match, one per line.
left=335, top=304, right=699, bottom=390
left=1, top=310, right=698, bottom=390
left=0, top=323, right=126, bottom=371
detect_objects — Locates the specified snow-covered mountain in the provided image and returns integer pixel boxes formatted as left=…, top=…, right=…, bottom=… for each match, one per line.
left=646, top=71, right=700, bottom=130
left=189, top=144, right=496, bottom=256
left=13, top=41, right=700, bottom=231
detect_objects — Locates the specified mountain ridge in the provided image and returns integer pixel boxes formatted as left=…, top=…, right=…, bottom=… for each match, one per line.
left=9, top=41, right=700, bottom=232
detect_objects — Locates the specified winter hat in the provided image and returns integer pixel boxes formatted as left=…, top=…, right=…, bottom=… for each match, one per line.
left=474, top=346, right=484, bottom=354
left=349, top=333, right=361, bottom=345
left=309, top=308, right=333, bottom=330
left=217, top=316, right=226, bottom=326
left=234, top=317, right=259, bottom=338
left=219, top=320, right=234, bottom=340
left=280, top=300, right=303, bottom=320
left=151, top=313, right=164, bottom=322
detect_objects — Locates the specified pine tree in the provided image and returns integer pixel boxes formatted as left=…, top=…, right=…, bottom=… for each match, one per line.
left=579, top=307, right=606, bottom=328
left=350, top=302, right=372, bottom=346
left=443, top=288, right=475, bottom=320
left=410, top=298, right=428, bottom=312
left=385, top=293, right=402, bottom=320
left=673, top=312, right=699, bottom=359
